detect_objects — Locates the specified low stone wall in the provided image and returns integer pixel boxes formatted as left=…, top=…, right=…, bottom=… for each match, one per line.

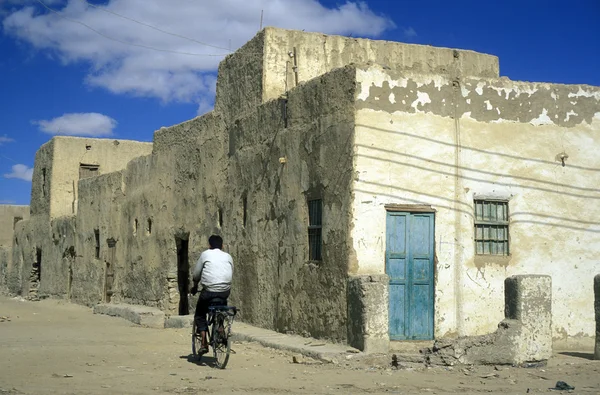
left=595, top=274, right=600, bottom=360
left=347, top=274, right=389, bottom=354
left=426, top=275, right=552, bottom=366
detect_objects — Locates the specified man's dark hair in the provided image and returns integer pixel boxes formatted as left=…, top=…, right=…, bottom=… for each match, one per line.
left=208, top=235, right=223, bottom=249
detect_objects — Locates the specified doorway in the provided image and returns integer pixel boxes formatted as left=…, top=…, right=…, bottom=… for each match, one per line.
left=386, top=211, right=435, bottom=340
left=176, top=235, right=190, bottom=315
left=105, top=239, right=116, bottom=303
left=29, top=248, right=42, bottom=300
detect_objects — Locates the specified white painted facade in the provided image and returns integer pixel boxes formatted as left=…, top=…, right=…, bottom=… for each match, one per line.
left=350, top=66, right=600, bottom=347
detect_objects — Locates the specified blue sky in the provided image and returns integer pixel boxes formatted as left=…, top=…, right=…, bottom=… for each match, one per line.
left=1, top=0, right=599, bottom=205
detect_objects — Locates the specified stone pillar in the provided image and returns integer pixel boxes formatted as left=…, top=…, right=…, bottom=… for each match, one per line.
left=347, top=274, right=389, bottom=354
left=504, top=275, right=553, bottom=363
left=594, top=274, right=600, bottom=360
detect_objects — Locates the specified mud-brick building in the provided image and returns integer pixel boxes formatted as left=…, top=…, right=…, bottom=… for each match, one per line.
left=0, top=205, right=29, bottom=294
left=2, top=27, right=599, bottom=352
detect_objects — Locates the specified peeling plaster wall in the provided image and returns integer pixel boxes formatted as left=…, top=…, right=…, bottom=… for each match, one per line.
left=216, top=27, right=499, bottom=119
left=352, top=64, right=600, bottom=345
left=261, top=28, right=499, bottom=105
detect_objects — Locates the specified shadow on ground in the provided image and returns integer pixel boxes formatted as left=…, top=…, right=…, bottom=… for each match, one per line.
left=558, top=352, right=595, bottom=360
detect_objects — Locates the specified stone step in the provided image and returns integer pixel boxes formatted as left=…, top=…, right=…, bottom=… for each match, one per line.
left=93, top=303, right=165, bottom=329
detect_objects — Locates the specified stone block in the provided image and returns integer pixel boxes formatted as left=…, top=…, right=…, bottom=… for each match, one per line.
left=595, top=274, right=600, bottom=360
left=93, top=303, right=165, bottom=329
left=165, top=315, right=194, bottom=329
left=347, top=274, right=389, bottom=354
left=505, top=275, right=553, bottom=363
left=426, top=274, right=552, bottom=366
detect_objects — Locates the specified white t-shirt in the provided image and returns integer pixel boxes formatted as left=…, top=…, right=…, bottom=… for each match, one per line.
left=192, top=248, right=233, bottom=292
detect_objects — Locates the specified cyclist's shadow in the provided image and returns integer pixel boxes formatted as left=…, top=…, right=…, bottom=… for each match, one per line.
left=180, top=354, right=219, bottom=368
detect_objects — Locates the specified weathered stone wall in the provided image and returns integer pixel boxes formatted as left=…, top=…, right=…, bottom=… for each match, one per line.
left=29, top=136, right=153, bottom=219
left=351, top=64, right=600, bottom=345
left=216, top=27, right=499, bottom=120
left=10, top=215, right=76, bottom=300
left=0, top=205, right=30, bottom=292
left=30, top=140, right=54, bottom=217
left=67, top=65, right=356, bottom=342
left=51, top=137, right=153, bottom=218
left=595, top=274, right=600, bottom=360
left=73, top=171, right=126, bottom=306
left=224, top=66, right=356, bottom=341
left=215, top=31, right=264, bottom=121
left=0, top=205, right=30, bottom=247
left=72, top=113, right=229, bottom=312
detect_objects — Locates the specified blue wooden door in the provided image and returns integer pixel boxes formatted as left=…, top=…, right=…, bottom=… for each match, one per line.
left=386, top=212, right=435, bottom=340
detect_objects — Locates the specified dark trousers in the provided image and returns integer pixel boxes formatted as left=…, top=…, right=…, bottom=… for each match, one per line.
left=194, top=289, right=230, bottom=332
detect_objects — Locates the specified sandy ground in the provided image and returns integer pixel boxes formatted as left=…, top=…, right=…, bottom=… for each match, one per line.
left=0, top=296, right=598, bottom=395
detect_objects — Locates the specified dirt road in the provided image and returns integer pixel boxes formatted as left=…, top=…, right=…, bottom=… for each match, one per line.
left=0, top=296, right=598, bottom=394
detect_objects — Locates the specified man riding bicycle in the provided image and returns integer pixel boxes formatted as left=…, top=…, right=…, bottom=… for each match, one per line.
left=191, top=235, right=234, bottom=353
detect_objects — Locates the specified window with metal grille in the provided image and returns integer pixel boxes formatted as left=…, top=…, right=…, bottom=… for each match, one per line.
left=308, top=199, right=322, bottom=261
left=474, top=199, right=509, bottom=256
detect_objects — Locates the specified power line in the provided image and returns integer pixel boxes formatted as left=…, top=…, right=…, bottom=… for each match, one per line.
left=80, top=0, right=232, bottom=53
left=34, top=0, right=231, bottom=57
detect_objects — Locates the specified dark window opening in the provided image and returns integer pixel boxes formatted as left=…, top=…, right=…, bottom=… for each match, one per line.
left=13, top=216, right=22, bottom=229
left=94, top=229, right=100, bottom=259
left=176, top=235, right=190, bottom=315
left=42, top=168, right=47, bottom=198
left=146, top=219, right=152, bottom=235
left=308, top=199, right=323, bottom=261
left=79, top=164, right=100, bottom=179
left=474, top=199, right=509, bottom=256
left=133, top=219, right=138, bottom=236
left=242, top=196, right=248, bottom=227
left=218, top=208, right=223, bottom=228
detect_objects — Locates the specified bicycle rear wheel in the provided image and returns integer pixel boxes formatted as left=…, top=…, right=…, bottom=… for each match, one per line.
left=212, top=313, right=231, bottom=369
left=191, top=320, right=203, bottom=360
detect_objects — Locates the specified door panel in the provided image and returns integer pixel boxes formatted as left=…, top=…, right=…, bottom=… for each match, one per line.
left=387, top=212, right=434, bottom=340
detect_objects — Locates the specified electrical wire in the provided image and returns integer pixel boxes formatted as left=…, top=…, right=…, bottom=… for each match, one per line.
left=34, top=0, right=231, bottom=57
left=80, top=0, right=233, bottom=53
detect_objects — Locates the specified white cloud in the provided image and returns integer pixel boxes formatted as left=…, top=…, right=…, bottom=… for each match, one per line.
left=403, top=27, right=417, bottom=38
left=0, top=199, right=17, bottom=204
left=2, top=0, right=394, bottom=105
left=0, top=135, right=14, bottom=145
left=33, top=112, right=117, bottom=136
left=196, top=98, right=214, bottom=117
left=4, top=164, right=33, bottom=181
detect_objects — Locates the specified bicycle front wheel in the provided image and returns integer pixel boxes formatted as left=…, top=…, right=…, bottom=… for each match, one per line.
left=212, top=314, right=231, bottom=369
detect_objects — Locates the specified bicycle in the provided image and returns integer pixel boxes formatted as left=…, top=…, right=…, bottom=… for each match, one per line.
left=192, top=300, right=237, bottom=369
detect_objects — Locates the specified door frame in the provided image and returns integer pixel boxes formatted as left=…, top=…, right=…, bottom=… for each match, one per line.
left=385, top=206, right=436, bottom=341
